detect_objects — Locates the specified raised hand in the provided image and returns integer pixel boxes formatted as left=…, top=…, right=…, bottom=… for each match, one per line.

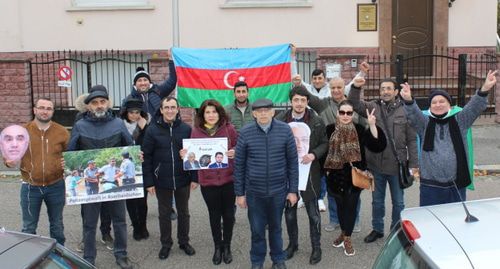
left=366, top=108, right=377, bottom=126
left=399, top=82, right=412, bottom=101
left=481, top=70, right=498, bottom=92
left=359, top=61, right=370, bottom=75
left=353, top=76, right=366, bottom=88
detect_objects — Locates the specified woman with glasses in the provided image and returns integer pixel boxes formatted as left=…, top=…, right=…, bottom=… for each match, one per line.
left=324, top=100, right=386, bottom=257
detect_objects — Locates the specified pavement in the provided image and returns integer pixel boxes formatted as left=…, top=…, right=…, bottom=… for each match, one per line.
left=0, top=118, right=498, bottom=269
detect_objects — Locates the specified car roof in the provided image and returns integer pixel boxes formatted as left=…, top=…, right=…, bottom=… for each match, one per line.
left=401, top=197, right=500, bottom=269
left=0, top=229, right=55, bottom=269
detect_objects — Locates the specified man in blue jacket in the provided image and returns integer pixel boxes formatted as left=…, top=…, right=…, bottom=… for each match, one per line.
left=67, top=85, right=134, bottom=269
left=234, top=98, right=299, bottom=269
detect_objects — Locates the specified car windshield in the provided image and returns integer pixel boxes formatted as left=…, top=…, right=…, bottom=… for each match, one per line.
left=32, top=244, right=94, bottom=269
left=372, top=223, right=432, bottom=269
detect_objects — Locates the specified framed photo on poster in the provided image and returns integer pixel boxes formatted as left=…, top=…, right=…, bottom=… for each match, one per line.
left=357, top=3, right=377, bottom=31
left=63, top=145, right=143, bottom=205
left=182, top=137, right=228, bottom=171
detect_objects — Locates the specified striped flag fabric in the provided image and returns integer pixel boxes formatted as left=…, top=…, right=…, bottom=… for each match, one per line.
left=172, top=44, right=292, bottom=108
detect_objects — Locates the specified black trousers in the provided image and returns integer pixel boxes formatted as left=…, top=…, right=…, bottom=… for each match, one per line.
left=285, top=197, right=321, bottom=248
left=332, top=185, right=361, bottom=236
left=81, top=205, right=112, bottom=236
left=126, top=189, right=148, bottom=230
left=200, top=182, right=236, bottom=247
left=156, top=185, right=191, bottom=248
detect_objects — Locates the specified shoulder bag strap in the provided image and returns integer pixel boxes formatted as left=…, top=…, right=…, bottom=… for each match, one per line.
left=379, top=103, right=402, bottom=163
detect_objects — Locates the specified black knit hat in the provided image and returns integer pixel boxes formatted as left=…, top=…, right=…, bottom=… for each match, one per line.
left=124, top=98, right=143, bottom=112
left=133, top=67, right=151, bottom=85
left=84, top=85, right=109, bottom=104
left=429, top=89, right=452, bottom=106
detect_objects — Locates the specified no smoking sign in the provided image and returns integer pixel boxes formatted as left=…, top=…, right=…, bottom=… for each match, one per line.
left=57, top=66, right=73, bottom=88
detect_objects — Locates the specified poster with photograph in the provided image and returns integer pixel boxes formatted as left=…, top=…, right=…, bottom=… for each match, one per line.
left=289, top=122, right=311, bottom=191
left=63, top=145, right=143, bottom=205
left=182, top=137, right=228, bottom=170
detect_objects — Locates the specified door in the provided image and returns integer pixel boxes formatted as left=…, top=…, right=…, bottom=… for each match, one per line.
left=392, top=0, right=433, bottom=76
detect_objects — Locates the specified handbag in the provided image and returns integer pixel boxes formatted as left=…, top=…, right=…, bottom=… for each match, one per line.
left=380, top=105, right=414, bottom=189
left=351, top=164, right=374, bottom=191
left=398, top=161, right=414, bottom=189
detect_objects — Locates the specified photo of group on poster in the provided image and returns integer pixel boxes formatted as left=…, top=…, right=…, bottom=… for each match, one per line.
left=182, top=137, right=229, bottom=171
left=62, top=145, right=143, bottom=205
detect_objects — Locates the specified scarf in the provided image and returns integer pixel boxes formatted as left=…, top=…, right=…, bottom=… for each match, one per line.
left=423, top=113, right=471, bottom=188
left=123, top=120, right=138, bottom=136
left=324, top=119, right=361, bottom=169
left=204, top=123, right=218, bottom=136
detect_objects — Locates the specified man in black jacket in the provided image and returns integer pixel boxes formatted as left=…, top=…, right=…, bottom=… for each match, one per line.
left=275, top=86, right=328, bottom=265
left=141, top=96, right=198, bottom=261
left=68, top=85, right=134, bottom=269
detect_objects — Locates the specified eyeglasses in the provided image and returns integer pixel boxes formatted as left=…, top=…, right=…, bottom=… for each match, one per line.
left=36, top=106, right=54, bottom=111
left=162, top=106, right=178, bottom=111
left=338, top=110, right=354, bottom=116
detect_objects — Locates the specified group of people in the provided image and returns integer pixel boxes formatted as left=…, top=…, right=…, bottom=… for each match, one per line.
left=1, top=46, right=497, bottom=269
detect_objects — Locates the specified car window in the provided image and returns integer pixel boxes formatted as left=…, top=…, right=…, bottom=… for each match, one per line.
left=373, top=224, right=433, bottom=269
left=32, top=244, right=94, bottom=269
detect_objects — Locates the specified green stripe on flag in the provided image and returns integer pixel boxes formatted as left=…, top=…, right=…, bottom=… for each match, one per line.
left=177, top=82, right=291, bottom=108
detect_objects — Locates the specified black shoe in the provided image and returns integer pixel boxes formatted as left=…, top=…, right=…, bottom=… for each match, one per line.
left=179, top=243, right=196, bottom=256
left=133, top=229, right=142, bottom=241
left=170, top=208, right=178, bottom=221
left=222, top=245, right=233, bottom=264
left=158, top=246, right=171, bottom=260
left=284, top=244, right=298, bottom=260
left=116, top=257, right=133, bottom=269
left=271, top=262, right=287, bottom=269
left=309, top=247, right=322, bottom=265
left=212, top=246, right=222, bottom=265
left=364, top=230, right=384, bottom=243
left=141, top=227, right=150, bottom=239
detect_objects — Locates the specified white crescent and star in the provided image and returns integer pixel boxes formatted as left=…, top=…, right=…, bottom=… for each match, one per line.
left=223, top=71, right=245, bottom=89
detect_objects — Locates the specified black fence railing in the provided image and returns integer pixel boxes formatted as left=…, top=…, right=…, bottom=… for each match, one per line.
left=29, top=50, right=149, bottom=125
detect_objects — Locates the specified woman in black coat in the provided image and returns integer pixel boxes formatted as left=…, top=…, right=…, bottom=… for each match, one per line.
left=324, top=100, right=386, bottom=257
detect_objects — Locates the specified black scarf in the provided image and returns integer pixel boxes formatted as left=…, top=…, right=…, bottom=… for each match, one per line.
left=423, top=114, right=471, bottom=188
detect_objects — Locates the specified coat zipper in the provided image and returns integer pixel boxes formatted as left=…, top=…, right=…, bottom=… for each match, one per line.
left=170, top=125, right=177, bottom=190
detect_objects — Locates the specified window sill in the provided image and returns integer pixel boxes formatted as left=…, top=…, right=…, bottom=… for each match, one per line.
left=220, top=1, right=312, bottom=9
left=66, top=5, right=155, bottom=12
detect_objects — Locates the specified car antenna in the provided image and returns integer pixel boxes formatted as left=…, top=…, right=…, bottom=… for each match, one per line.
left=452, top=180, right=479, bottom=223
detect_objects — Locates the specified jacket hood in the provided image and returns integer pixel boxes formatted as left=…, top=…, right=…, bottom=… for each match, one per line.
left=75, top=94, right=89, bottom=113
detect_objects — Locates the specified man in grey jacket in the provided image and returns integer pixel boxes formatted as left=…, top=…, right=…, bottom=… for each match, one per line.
left=348, top=78, right=419, bottom=243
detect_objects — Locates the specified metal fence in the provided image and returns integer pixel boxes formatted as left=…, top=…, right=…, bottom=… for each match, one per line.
left=29, top=50, right=148, bottom=125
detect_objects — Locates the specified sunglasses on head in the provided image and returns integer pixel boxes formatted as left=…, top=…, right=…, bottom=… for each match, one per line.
left=338, top=110, right=354, bottom=116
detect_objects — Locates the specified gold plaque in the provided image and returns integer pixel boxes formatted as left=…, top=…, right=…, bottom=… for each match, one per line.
left=357, top=4, right=377, bottom=31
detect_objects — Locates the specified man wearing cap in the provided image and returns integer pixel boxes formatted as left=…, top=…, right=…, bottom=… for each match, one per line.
left=234, top=98, right=299, bottom=269
left=3, top=97, right=69, bottom=246
left=400, top=70, right=497, bottom=206
left=224, top=81, right=254, bottom=132
left=124, top=50, right=177, bottom=121
left=348, top=78, right=418, bottom=244
left=68, top=85, right=134, bottom=269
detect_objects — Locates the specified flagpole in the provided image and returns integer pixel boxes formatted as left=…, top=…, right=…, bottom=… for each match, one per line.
left=172, top=0, right=180, bottom=47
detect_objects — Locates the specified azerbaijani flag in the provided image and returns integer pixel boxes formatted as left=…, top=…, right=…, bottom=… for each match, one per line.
left=172, top=44, right=292, bottom=108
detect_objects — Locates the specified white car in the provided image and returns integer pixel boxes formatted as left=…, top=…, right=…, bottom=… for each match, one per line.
left=373, top=197, right=500, bottom=269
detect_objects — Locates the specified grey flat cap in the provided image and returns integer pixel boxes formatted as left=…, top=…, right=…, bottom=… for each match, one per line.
left=252, top=98, right=273, bottom=110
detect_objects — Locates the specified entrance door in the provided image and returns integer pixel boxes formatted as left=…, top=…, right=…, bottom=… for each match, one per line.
left=392, top=0, right=433, bottom=76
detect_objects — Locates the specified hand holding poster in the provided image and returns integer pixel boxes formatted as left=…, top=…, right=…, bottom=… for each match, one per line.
left=63, top=145, right=143, bottom=205
left=182, top=137, right=228, bottom=170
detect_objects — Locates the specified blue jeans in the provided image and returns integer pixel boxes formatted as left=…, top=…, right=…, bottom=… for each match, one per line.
left=371, top=172, right=404, bottom=233
left=420, top=184, right=466, bottom=206
left=247, top=192, right=286, bottom=266
left=82, top=200, right=128, bottom=265
left=20, top=180, right=66, bottom=245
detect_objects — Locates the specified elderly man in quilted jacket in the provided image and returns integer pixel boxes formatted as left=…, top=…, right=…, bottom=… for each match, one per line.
left=234, top=98, right=299, bottom=269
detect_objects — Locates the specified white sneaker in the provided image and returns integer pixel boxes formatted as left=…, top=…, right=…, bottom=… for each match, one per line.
left=353, top=223, right=361, bottom=233
left=325, top=222, right=339, bottom=232
left=318, top=200, right=327, bottom=212
left=297, top=198, right=305, bottom=208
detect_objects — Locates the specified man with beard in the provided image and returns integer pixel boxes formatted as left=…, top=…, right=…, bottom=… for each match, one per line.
left=68, top=85, right=134, bottom=269
left=224, top=81, right=254, bottom=132
left=3, top=97, right=69, bottom=245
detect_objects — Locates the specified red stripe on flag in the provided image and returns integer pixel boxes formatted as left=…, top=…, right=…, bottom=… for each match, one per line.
left=176, top=62, right=291, bottom=90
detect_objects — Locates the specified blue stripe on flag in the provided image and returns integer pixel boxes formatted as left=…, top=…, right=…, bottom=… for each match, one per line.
left=172, top=44, right=291, bottom=69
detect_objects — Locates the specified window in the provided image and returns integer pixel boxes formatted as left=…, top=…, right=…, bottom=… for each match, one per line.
left=221, top=0, right=312, bottom=8
left=70, top=0, right=153, bottom=10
